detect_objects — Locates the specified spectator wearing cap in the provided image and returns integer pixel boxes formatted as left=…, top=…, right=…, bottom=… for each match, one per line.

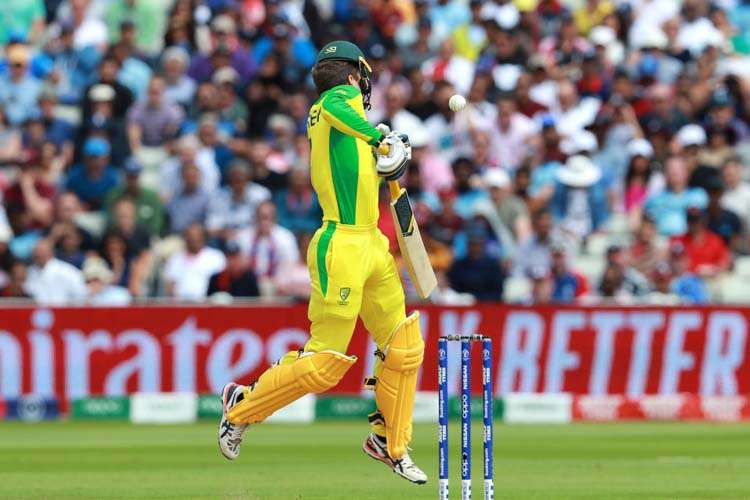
left=475, top=4, right=527, bottom=75
left=166, top=161, right=211, bottom=234
left=161, top=46, right=196, bottom=107
left=64, top=137, right=121, bottom=210
left=206, top=160, right=271, bottom=241
left=25, top=238, right=86, bottom=305
left=127, top=76, right=184, bottom=152
left=207, top=241, right=259, bottom=298
left=704, top=177, right=742, bottom=253
left=232, top=200, right=299, bottom=294
left=721, top=157, right=750, bottom=234
left=550, top=155, right=609, bottom=242
left=644, top=156, right=708, bottom=236
left=82, top=256, right=132, bottom=306
left=674, top=124, right=714, bottom=190
left=82, top=56, right=135, bottom=121
left=447, top=222, right=504, bottom=301
left=104, top=158, right=164, bottom=236
left=704, top=88, right=749, bottom=143
left=79, top=83, right=130, bottom=166
left=274, top=168, right=321, bottom=236
left=670, top=207, right=730, bottom=279
left=479, top=168, right=531, bottom=243
left=623, top=138, right=664, bottom=226
left=550, top=243, right=589, bottom=303
left=164, top=223, right=226, bottom=301
left=0, top=44, right=42, bottom=126
left=490, top=93, right=536, bottom=171
left=627, top=23, right=682, bottom=84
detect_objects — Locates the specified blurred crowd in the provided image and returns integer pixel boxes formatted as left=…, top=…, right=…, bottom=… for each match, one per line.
left=2, top=0, right=750, bottom=306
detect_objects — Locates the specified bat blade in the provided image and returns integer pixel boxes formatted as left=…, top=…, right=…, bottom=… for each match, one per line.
left=389, top=183, right=437, bottom=298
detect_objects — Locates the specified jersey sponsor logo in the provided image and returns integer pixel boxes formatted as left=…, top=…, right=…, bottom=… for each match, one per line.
left=338, top=287, right=351, bottom=305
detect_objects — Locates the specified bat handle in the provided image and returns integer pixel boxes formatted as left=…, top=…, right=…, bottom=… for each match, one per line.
left=388, top=180, right=401, bottom=200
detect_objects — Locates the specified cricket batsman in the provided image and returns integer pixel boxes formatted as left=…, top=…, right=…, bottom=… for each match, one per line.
left=218, top=40, right=427, bottom=484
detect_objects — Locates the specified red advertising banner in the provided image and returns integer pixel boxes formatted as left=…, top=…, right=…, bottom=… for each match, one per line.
left=0, top=305, right=748, bottom=401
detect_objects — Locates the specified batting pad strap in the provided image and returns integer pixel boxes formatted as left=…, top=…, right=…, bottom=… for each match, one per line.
left=227, top=350, right=357, bottom=425
left=374, top=312, right=424, bottom=460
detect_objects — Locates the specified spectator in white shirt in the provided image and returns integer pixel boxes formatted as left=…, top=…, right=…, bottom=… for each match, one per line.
left=233, top=200, right=299, bottom=294
left=206, top=160, right=271, bottom=241
left=82, top=256, right=131, bottom=306
left=161, top=47, right=196, bottom=108
left=164, top=223, right=226, bottom=300
left=25, top=238, right=86, bottom=305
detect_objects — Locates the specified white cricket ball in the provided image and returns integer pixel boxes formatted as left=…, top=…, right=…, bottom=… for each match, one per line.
left=448, top=94, right=467, bottom=112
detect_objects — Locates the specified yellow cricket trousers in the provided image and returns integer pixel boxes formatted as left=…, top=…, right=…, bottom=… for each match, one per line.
left=305, top=221, right=406, bottom=355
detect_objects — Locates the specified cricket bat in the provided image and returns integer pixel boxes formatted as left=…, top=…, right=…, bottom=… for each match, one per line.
left=388, top=180, right=437, bottom=298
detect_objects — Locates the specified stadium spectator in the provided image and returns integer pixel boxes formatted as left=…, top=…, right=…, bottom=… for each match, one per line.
left=82, top=55, right=134, bottom=120
left=82, top=255, right=131, bottom=305
left=604, top=245, right=650, bottom=298
left=550, top=243, right=588, bottom=303
left=671, top=207, right=731, bottom=279
left=164, top=223, right=225, bottom=301
left=550, top=155, right=608, bottom=242
left=720, top=157, right=750, bottom=235
left=206, top=159, right=271, bottom=241
left=272, top=233, right=313, bottom=299
left=233, top=200, right=299, bottom=295
left=166, top=162, right=211, bottom=234
left=274, top=167, right=321, bottom=236
left=644, top=156, right=708, bottom=237
left=80, top=83, right=130, bottom=166
left=24, top=238, right=86, bottom=305
left=161, top=46, right=196, bottom=108
left=1, top=259, right=30, bottom=298
left=0, top=106, right=22, bottom=165
left=704, top=176, right=742, bottom=253
left=667, top=242, right=709, bottom=304
left=160, top=134, right=219, bottom=201
left=491, top=93, right=537, bottom=171
left=515, top=209, right=560, bottom=277
left=0, top=44, right=42, bottom=126
left=104, top=158, right=164, bottom=236
left=623, top=138, right=663, bottom=226
left=207, top=241, right=259, bottom=299
left=448, top=224, right=504, bottom=301
left=64, top=137, right=120, bottom=210
left=629, top=216, right=666, bottom=278
left=127, top=76, right=184, bottom=150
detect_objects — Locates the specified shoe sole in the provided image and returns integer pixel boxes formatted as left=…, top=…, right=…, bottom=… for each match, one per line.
left=362, top=438, right=427, bottom=485
left=218, top=383, right=240, bottom=461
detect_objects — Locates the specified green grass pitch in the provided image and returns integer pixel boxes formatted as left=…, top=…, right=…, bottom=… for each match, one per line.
left=1, top=421, right=748, bottom=499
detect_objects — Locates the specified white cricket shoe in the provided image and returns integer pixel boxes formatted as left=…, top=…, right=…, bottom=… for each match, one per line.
left=362, top=433, right=428, bottom=485
left=218, top=383, right=248, bottom=460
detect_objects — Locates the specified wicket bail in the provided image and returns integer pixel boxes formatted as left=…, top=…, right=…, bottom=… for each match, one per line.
left=438, top=335, right=494, bottom=500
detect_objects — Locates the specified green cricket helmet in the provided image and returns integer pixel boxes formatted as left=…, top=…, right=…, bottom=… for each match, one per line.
left=315, top=40, right=374, bottom=109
